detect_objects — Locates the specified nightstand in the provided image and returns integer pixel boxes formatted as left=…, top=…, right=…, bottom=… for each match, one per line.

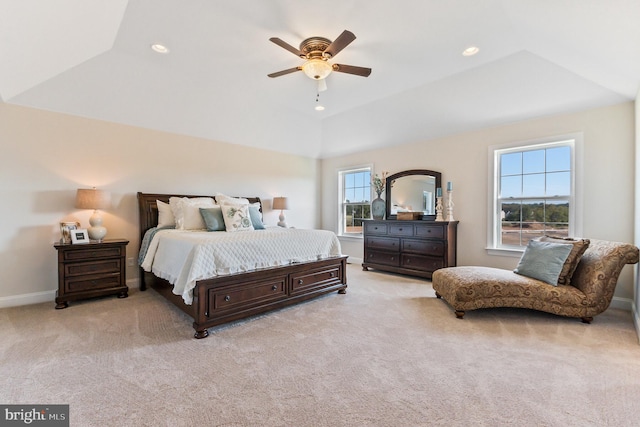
left=53, top=239, right=129, bottom=309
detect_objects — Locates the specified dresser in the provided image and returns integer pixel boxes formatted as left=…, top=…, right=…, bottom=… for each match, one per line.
left=53, top=239, right=129, bottom=309
left=362, top=220, right=458, bottom=279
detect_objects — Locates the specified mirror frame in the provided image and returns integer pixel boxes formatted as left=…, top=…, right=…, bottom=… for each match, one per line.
left=385, top=169, right=442, bottom=220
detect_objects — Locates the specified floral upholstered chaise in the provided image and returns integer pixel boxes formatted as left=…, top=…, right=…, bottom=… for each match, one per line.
left=432, top=239, right=639, bottom=322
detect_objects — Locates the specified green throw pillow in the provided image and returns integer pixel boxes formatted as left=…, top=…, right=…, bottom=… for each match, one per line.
left=248, top=206, right=265, bottom=230
left=199, top=207, right=225, bottom=231
left=514, top=240, right=573, bottom=285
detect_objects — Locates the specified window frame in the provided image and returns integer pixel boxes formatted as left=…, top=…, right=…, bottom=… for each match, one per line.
left=338, top=164, right=373, bottom=238
left=487, top=134, right=583, bottom=256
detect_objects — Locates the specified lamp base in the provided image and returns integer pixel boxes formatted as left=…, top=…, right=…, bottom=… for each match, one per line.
left=277, top=211, right=287, bottom=228
left=88, top=211, right=107, bottom=242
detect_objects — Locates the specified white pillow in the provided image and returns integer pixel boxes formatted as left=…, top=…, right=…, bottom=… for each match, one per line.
left=216, top=193, right=250, bottom=206
left=169, top=197, right=215, bottom=230
left=156, top=200, right=175, bottom=228
left=220, top=204, right=254, bottom=232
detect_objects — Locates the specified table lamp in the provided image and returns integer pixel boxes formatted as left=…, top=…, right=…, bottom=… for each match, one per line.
left=272, top=197, right=289, bottom=228
left=75, top=187, right=111, bottom=242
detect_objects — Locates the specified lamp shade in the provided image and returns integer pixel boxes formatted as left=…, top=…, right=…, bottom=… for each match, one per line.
left=272, top=197, right=289, bottom=210
left=75, top=188, right=111, bottom=210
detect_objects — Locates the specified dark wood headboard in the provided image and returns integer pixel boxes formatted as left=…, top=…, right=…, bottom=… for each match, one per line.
left=137, top=192, right=262, bottom=243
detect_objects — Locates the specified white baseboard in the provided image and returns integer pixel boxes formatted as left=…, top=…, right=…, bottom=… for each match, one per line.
left=0, top=290, right=56, bottom=308
left=0, top=278, right=143, bottom=309
left=609, top=295, right=633, bottom=311
left=347, top=256, right=363, bottom=265
left=633, top=302, right=640, bottom=344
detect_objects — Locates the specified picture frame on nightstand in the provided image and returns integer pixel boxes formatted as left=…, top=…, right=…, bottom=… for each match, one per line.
left=70, top=229, right=90, bottom=244
left=59, top=221, right=80, bottom=244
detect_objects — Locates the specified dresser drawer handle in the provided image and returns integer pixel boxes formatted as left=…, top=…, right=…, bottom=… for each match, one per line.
left=271, top=285, right=278, bottom=291
left=398, top=228, right=403, bottom=232
left=330, top=272, right=335, bottom=277
left=298, top=279, right=304, bottom=285
left=224, top=295, right=231, bottom=302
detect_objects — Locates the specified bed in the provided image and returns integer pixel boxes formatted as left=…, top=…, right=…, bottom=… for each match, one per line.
left=137, top=192, right=348, bottom=338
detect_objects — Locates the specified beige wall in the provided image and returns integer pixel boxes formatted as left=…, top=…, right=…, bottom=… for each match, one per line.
left=322, top=102, right=636, bottom=305
left=0, top=103, right=320, bottom=305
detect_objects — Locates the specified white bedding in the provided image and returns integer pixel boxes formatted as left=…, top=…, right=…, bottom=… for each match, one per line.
left=141, top=227, right=342, bottom=304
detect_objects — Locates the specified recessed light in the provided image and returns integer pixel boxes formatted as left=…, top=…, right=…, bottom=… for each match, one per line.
left=462, top=46, right=479, bottom=56
left=151, top=44, right=170, bottom=54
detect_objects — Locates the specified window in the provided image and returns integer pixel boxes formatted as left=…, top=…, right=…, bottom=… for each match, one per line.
left=338, top=166, right=372, bottom=236
left=489, top=135, right=582, bottom=252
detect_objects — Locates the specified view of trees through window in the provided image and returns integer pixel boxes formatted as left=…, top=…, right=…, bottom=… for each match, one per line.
left=343, top=169, right=371, bottom=234
left=498, top=143, right=572, bottom=247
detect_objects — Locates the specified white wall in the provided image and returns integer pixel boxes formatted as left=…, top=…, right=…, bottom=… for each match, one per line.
left=634, top=90, right=640, bottom=336
left=0, top=103, right=320, bottom=306
left=322, top=102, right=636, bottom=304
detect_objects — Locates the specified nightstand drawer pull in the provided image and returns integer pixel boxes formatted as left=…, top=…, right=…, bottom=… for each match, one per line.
left=298, top=279, right=304, bottom=285
left=224, top=295, right=231, bottom=302
left=271, top=285, right=278, bottom=291
left=330, top=272, right=335, bottom=277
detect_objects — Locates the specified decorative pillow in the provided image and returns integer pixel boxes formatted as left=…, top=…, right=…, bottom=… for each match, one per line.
left=199, top=207, right=225, bottom=231
left=169, top=197, right=215, bottom=230
left=514, top=240, right=574, bottom=285
left=215, top=193, right=249, bottom=206
left=156, top=200, right=175, bottom=228
left=248, top=205, right=265, bottom=230
left=536, top=236, right=590, bottom=285
left=220, top=204, right=254, bottom=232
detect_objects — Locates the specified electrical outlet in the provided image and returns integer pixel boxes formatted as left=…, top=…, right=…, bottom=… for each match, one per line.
left=127, top=257, right=135, bottom=267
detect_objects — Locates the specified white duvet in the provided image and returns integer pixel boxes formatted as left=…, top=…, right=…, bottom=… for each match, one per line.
left=141, top=227, right=342, bottom=304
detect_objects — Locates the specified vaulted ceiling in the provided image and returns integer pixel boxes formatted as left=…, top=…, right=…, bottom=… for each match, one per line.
left=1, top=1, right=638, bottom=158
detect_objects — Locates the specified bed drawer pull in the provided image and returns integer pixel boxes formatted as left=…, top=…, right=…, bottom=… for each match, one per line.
left=271, top=285, right=277, bottom=291
left=224, top=295, right=231, bottom=302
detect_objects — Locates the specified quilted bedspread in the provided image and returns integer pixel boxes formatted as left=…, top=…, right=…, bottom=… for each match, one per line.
left=140, top=227, right=342, bottom=304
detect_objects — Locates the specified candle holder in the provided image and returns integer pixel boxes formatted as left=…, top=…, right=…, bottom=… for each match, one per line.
left=446, top=190, right=455, bottom=221
left=435, top=196, right=445, bottom=221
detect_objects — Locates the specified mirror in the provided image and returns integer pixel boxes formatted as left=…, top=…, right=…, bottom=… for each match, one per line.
left=385, top=169, right=442, bottom=220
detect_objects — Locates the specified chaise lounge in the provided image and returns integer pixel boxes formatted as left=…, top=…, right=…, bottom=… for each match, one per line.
left=432, top=239, right=639, bottom=322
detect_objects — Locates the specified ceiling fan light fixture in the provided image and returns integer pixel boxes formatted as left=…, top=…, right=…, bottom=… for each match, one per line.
left=302, top=58, right=332, bottom=80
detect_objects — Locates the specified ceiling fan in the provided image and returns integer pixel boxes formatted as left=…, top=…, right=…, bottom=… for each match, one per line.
left=267, top=30, right=372, bottom=86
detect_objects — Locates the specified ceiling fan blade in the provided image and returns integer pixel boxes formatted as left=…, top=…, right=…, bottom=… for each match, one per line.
left=269, top=37, right=304, bottom=58
left=267, top=67, right=302, bottom=78
left=324, top=30, right=356, bottom=58
left=332, top=64, right=372, bottom=77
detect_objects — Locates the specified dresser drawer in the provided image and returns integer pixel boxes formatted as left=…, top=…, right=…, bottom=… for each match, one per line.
left=290, top=265, right=342, bottom=296
left=402, top=239, right=444, bottom=256
left=389, top=224, right=414, bottom=237
left=414, top=224, right=444, bottom=239
left=65, top=273, right=122, bottom=292
left=208, top=276, right=287, bottom=314
left=365, top=222, right=388, bottom=235
left=366, top=250, right=400, bottom=267
left=366, top=237, right=400, bottom=252
left=63, top=246, right=123, bottom=261
left=401, top=254, right=444, bottom=272
left=65, top=259, right=121, bottom=277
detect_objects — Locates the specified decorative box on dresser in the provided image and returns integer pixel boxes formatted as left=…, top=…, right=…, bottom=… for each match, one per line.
left=362, top=220, right=458, bottom=279
left=53, top=239, right=129, bottom=309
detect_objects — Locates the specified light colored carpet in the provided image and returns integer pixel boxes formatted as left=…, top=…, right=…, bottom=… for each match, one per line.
left=2, top=264, right=640, bottom=426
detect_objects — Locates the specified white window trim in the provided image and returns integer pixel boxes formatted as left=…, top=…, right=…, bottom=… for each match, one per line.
left=337, top=164, right=373, bottom=238
left=486, top=133, right=583, bottom=256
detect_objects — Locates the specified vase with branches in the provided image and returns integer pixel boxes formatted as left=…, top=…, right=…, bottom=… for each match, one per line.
left=371, top=171, right=388, bottom=220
